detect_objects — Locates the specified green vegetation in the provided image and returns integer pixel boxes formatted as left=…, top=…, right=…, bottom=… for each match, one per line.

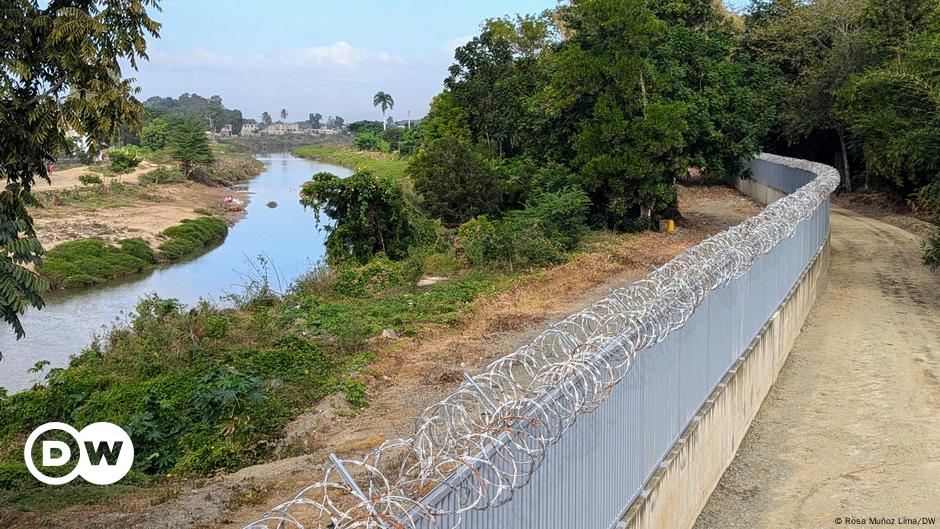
left=373, top=91, right=395, bottom=130
left=300, top=171, right=427, bottom=264
left=144, top=93, right=244, bottom=134
left=0, top=0, right=158, bottom=344
left=34, top=181, right=160, bottom=210
left=169, top=118, right=215, bottom=179
left=36, top=217, right=227, bottom=289
left=78, top=174, right=102, bottom=186
left=0, top=258, right=509, bottom=502
left=293, top=144, right=407, bottom=181
left=107, top=145, right=143, bottom=173
left=36, top=239, right=155, bottom=288
left=157, top=216, right=228, bottom=261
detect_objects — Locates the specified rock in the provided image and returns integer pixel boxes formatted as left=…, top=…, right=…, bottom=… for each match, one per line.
left=417, top=276, right=448, bottom=287
left=380, top=328, right=399, bottom=339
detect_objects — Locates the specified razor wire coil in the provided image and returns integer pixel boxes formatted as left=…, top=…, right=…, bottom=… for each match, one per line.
left=244, top=154, right=839, bottom=529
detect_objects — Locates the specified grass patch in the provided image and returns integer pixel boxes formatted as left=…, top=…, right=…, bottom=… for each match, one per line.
left=36, top=217, right=227, bottom=288
left=157, top=216, right=228, bottom=261
left=0, top=257, right=513, bottom=513
left=293, top=143, right=406, bottom=182
left=34, top=181, right=160, bottom=210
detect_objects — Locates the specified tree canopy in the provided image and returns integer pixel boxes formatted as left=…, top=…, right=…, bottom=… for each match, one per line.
left=300, top=171, right=420, bottom=264
left=144, top=93, right=243, bottom=133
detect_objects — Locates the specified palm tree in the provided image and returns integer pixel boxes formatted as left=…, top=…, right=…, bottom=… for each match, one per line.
left=261, top=111, right=272, bottom=128
left=373, top=91, right=394, bottom=130
left=280, top=108, right=288, bottom=122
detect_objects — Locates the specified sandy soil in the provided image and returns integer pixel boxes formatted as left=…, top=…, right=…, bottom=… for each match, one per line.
left=0, top=185, right=763, bottom=529
left=38, top=162, right=163, bottom=191
left=694, top=208, right=940, bottom=529
left=832, top=191, right=935, bottom=240
left=31, top=182, right=247, bottom=250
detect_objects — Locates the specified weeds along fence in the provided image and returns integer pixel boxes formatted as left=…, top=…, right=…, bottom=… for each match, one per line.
left=244, top=153, right=838, bottom=529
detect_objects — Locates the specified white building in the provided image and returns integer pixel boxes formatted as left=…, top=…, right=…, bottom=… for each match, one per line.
left=264, top=122, right=302, bottom=135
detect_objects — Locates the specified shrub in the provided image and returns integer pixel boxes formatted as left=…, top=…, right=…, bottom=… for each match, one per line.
left=925, top=215, right=940, bottom=270
left=455, top=189, right=591, bottom=270
left=78, top=174, right=102, bottom=185
left=456, top=216, right=498, bottom=268
left=158, top=216, right=228, bottom=261
left=107, top=145, right=142, bottom=173
left=916, top=181, right=940, bottom=270
left=354, top=131, right=388, bottom=152
left=139, top=166, right=185, bottom=185
left=333, top=254, right=421, bottom=297
left=118, top=238, right=156, bottom=264
left=408, top=136, right=508, bottom=227
left=300, top=170, right=421, bottom=264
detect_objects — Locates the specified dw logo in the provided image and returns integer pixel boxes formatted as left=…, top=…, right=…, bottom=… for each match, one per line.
left=24, top=422, right=134, bottom=485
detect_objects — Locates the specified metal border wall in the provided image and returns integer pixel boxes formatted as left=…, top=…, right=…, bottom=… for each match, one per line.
left=245, top=154, right=838, bottom=529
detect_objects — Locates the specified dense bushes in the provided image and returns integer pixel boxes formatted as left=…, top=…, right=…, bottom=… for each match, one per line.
left=408, top=136, right=507, bottom=227
left=456, top=189, right=591, bottom=269
left=157, top=216, right=227, bottom=260
left=139, top=166, right=185, bottom=185
left=300, top=170, right=428, bottom=264
left=37, top=217, right=227, bottom=288
left=354, top=130, right=389, bottom=152
left=918, top=181, right=940, bottom=269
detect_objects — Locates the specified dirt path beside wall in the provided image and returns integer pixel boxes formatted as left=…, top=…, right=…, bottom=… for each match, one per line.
left=695, top=208, right=940, bottom=529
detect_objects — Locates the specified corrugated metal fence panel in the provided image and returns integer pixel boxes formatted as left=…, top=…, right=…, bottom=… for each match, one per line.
left=414, top=159, right=830, bottom=529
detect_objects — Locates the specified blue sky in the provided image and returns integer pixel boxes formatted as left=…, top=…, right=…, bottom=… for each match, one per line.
left=132, top=0, right=750, bottom=123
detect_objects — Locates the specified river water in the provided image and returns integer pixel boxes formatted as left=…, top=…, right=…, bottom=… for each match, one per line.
left=0, top=152, right=351, bottom=392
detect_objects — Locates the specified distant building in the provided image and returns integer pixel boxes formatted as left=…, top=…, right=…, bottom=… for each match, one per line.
left=219, top=124, right=233, bottom=137
left=265, top=122, right=302, bottom=135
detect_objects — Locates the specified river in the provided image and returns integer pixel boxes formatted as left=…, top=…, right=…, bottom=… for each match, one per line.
left=0, top=152, right=351, bottom=392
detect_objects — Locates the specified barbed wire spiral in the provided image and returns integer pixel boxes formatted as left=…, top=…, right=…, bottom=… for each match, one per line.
left=243, top=154, right=839, bottom=529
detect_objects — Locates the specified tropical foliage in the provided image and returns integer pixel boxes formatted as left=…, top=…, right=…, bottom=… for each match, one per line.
left=300, top=171, right=425, bottom=263
left=373, top=92, right=395, bottom=130
left=0, top=0, right=160, bottom=347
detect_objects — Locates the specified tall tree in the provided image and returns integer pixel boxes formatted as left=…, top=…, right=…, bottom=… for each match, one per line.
left=308, top=112, right=323, bottom=129
left=261, top=111, right=272, bottom=127
left=279, top=108, right=288, bottom=122
left=545, top=0, right=687, bottom=229
left=0, top=0, right=161, bottom=347
left=373, top=92, right=395, bottom=130
left=745, top=0, right=873, bottom=190
left=170, top=118, right=214, bottom=179
left=301, top=170, right=418, bottom=263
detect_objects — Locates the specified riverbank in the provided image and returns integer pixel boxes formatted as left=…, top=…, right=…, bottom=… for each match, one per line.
left=292, top=143, right=406, bottom=181
left=31, top=148, right=263, bottom=252
left=0, top=175, right=763, bottom=528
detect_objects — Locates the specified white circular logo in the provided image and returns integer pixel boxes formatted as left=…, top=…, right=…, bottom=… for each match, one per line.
left=24, top=422, right=134, bottom=485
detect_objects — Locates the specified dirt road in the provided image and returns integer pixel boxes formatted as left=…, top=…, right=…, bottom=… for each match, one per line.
left=694, top=208, right=940, bottom=529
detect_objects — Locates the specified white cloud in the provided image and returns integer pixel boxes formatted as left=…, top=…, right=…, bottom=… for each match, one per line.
left=149, top=42, right=406, bottom=73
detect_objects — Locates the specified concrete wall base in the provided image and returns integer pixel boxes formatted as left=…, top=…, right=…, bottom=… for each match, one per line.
left=734, top=175, right=789, bottom=204
left=619, top=213, right=830, bottom=529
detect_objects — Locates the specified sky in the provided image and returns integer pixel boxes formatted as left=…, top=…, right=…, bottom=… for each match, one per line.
left=131, top=0, right=751, bottom=123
